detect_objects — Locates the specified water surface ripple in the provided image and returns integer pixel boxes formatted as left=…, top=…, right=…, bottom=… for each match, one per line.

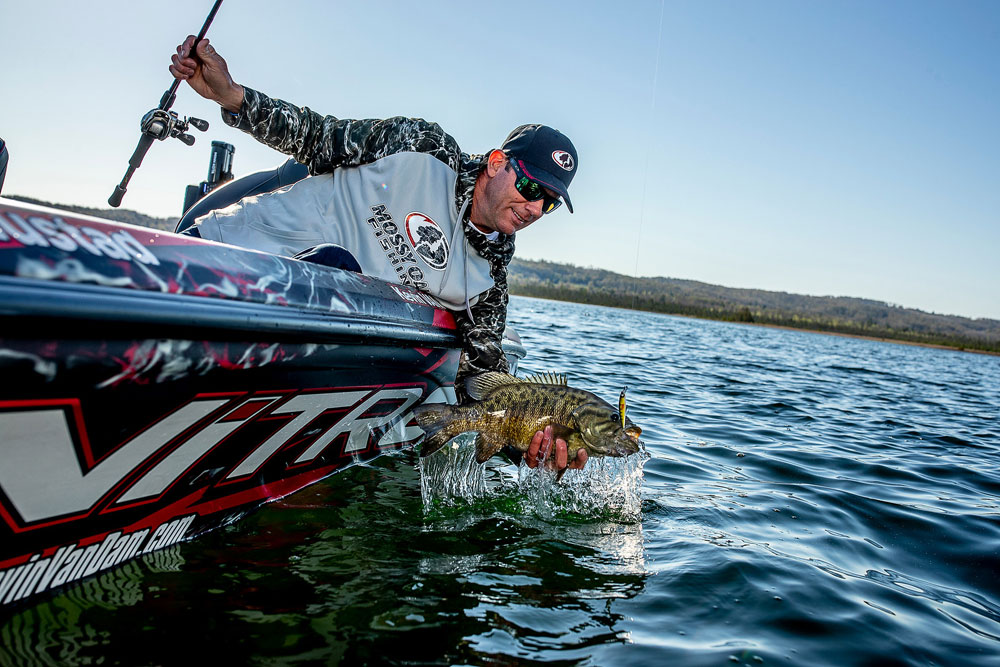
left=1, top=296, right=998, bottom=666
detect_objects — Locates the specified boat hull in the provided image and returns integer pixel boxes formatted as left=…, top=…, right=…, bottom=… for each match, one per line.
left=0, top=197, right=500, bottom=607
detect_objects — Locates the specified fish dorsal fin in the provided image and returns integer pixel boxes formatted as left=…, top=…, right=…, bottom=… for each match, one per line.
left=522, top=372, right=568, bottom=386
left=465, top=371, right=523, bottom=400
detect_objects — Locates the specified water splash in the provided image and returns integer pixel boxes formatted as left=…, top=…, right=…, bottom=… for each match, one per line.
left=518, top=448, right=649, bottom=523
left=418, top=435, right=649, bottom=523
left=418, top=433, right=494, bottom=507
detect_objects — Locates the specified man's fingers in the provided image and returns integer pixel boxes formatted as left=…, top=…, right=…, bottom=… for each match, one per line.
left=526, top=430, right=544, bottom=468
left=169, top=64, right=192, bottom=80
left=170, top=54, right=194, bottom=75
left=554, top=438, right=568, bottom=470
left=538, top=425, right=553, bottom=463
left=174, top=37, right=211, bottom=65
left=526, top=427, right=554, bottom=468
left=525, top=429, right=589, bottom=475
left=196, top=38, right=210, bottom=57
left=172, top=38, right=199, bottom=78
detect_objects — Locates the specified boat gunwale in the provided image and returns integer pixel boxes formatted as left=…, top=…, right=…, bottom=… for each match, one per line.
left=0, top=275, right=460, bottom=347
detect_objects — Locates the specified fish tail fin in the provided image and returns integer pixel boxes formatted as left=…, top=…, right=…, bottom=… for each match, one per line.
left=474, top=432, right=506, bottom=464
left=412, top=403, right=463, bottom=458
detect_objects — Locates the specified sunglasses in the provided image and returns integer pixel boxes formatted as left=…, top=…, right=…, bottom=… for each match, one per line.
left=507, top=159, right=563, bottom=214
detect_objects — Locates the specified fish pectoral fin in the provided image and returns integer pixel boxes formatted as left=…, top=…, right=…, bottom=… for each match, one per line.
left=474, top=431, right=507, bottom=464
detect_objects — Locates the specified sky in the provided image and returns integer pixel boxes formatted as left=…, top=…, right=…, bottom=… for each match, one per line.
left=2, top=0, right=998, bottom=320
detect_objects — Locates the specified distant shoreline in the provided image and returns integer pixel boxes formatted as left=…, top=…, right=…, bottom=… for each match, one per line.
left=508, top=260, right=999, bottom=355
left=511, top=293, right=1000, bottom=357
left=737, top=320, right=1000, bottom=357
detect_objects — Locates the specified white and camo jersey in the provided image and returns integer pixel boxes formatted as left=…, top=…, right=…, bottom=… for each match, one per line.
left=197, top=86, right=516, bottom=396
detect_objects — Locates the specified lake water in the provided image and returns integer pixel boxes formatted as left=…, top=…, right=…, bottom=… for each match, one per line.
left=2, top=295, right=998, bottom=666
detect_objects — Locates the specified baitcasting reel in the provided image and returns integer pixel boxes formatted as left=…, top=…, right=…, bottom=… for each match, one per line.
left=140, top=108, right=209, bottom=147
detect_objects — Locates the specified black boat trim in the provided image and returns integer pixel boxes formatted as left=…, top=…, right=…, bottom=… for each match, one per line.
left=0, top=276, right=459, bottom=347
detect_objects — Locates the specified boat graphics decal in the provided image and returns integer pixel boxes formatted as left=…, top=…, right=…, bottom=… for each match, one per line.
left=0, top=198, right=457, bottom=332
left=0, top=383, right=433, bottom=609
left=0, top=515, right=194, bottom=606
left=0, top=210, right=159, bottom=266
left=0, top=386, right=424, bottom=530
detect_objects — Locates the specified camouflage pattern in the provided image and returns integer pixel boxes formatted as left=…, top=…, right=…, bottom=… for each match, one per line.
left=223, top=87, right=515, bottom=398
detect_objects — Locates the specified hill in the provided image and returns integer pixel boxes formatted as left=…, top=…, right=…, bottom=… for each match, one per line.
left=508, top=258, right=1000, bottom=353
left=6, top=195, right=176, bottom=232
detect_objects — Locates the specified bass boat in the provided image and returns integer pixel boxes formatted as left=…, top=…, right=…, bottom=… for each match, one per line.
left=0, top=139, right=525, bottom=608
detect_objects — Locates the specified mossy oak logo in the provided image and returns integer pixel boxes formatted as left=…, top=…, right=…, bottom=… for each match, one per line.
left=552, top=150, right=574, bottom=172
left=405, top=212, right=449, bottom=271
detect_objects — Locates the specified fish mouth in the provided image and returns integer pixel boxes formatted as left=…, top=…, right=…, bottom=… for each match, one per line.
left=609, top=426, right=642, bottom=457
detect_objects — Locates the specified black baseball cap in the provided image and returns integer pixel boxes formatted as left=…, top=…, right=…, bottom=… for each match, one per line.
left=501, top=124, right=578, bottom=213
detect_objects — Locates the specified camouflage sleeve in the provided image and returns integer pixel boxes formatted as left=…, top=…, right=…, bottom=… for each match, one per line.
left=454, top=268, right=511, bottom=402
left=223, top=86, right=461, bottom=174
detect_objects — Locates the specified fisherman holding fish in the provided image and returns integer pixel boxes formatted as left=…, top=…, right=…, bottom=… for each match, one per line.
left=414, top=373, right=642, bottom=480
left=169, top=37, right=592, bottom=473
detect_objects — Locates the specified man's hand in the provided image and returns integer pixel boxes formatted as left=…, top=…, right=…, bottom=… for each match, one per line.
left=169, top=36, right=244, bottom=112
left=524, top=425, right=588, bottom=473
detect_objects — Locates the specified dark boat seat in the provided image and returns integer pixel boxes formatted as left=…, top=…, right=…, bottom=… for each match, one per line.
left=175, top=158, right=309, bottom=234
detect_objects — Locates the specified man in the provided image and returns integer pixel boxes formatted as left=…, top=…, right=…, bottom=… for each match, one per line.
left=170, top=36, right=586, bottom=473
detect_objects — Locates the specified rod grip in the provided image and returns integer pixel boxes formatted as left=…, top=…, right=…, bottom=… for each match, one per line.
left=108, top=185, right=127, bottom=208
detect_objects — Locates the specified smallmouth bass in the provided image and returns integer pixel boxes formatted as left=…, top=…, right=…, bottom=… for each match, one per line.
left=413, top=372, right=642, bottom=465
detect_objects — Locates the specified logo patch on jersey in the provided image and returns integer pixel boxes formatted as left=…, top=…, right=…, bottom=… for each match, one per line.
left=405, top=212, right=449, bottom=271
left=552, top=150, right=574, bottom=172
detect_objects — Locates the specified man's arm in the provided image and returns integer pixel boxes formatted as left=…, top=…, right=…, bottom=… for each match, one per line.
left=454, top=281, right=510, bottom=397
left=226, top=88, right=460, bottom=175
left=453, top=228, right=516, bottom=398
left=169, top=36, right=459, bottom=174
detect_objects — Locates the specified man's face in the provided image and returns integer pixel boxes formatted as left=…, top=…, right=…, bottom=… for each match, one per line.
left=473, top=155, right=555, bottom=236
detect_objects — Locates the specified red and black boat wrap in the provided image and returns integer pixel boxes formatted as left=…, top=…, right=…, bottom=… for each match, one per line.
left=0, top=198, right=515, bottom=608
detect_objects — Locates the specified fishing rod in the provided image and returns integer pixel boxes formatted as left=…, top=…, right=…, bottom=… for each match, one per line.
left=108, top=0, right=225, bottom=207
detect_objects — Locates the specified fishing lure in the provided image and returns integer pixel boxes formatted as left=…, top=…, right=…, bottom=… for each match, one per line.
left=619, top=386, right=628, bottom=429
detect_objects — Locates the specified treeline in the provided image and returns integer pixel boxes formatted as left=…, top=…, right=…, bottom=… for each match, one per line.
left=6, top=195, right=176, bottom=231
left=508, top=259, right=1000, bottom=354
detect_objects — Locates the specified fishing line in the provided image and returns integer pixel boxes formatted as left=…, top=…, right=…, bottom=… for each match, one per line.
left=627, top=0, right=666, bottom=354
